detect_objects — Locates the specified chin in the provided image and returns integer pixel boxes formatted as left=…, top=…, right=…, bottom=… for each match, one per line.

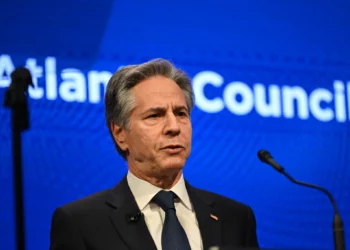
left=161, top=158, right=186, bottom=171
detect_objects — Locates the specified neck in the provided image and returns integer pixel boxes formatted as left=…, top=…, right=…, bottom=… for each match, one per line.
left=128, top=166, right=183, bottom=189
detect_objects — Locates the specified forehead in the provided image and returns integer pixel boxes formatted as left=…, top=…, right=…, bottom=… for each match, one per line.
left=131, top=76, right=187, bottom=107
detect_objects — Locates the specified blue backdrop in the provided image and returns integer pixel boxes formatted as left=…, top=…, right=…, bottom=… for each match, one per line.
left=0, top=0, right=349, bottom=249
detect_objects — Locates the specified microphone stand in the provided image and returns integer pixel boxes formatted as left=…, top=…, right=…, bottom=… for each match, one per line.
left=3, top=67, right=34, bottom=250
left=281, top=170, right=345, bottom=250
left=258, top=150, right=345, bottom=250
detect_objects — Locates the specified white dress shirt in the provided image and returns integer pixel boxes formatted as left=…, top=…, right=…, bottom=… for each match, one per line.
left=127, top=171, right=203, bottom=250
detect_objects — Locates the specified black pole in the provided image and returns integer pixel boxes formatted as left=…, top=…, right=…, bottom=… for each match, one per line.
left=12, top=107, right=25, bottom=250
left=333, top=213, right=346, bottom=250
left=4, top=67, right=34, bottom=250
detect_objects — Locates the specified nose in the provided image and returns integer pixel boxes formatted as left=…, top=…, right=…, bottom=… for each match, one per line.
left=164, top=113, right=181, bottom=136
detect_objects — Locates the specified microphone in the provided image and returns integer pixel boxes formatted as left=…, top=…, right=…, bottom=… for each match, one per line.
left=128, top=212, right=143, bottom=223
left=257, top=149, right=345, bottom=250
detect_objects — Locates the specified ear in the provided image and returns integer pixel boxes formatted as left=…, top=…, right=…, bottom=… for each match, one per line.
left=111, top=122, right=128, bottom=151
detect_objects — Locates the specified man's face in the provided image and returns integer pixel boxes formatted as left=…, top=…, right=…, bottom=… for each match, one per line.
left=115, top=76, right=192, bottom=177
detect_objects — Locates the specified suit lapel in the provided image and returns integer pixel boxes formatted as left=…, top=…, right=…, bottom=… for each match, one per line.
left=106, top=177, right=157, bottom=250
left=186, top=182, right=222, bottom=250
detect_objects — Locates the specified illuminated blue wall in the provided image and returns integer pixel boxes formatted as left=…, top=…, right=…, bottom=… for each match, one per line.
left=0, top=0, right=349, bottom=249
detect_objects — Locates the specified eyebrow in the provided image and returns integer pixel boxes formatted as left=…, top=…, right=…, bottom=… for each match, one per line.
left=142, top=105, right=188, bottom=115
left=173, top=105, right=188, bottom=113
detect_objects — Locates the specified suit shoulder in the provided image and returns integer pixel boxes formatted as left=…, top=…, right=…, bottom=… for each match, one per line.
left=56, top=188, right=113, bottom=215
left=190, top=186, right=252, bottom=213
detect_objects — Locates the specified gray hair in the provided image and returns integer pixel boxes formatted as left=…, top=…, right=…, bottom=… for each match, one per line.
left=104, top=58, right=194, bottom=159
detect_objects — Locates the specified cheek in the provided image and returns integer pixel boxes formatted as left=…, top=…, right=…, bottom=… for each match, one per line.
left=183, top=124, right=192, bottom=141
left=131, top=128, right=159, bottom=151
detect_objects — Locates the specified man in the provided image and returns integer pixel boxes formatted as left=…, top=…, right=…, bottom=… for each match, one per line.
left=50, top=59, right=259, bottom=250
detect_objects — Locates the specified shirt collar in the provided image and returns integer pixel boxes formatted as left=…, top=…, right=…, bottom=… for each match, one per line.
left=127, top=170, right=193, bottom=211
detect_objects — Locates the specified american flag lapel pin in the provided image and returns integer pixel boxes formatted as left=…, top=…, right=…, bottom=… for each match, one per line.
left=210, top=214, right=219, bottom=221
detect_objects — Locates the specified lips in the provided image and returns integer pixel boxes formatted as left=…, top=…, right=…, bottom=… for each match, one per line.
left=161, top=144, right=184, bottom=149
left=161, top=144, right=185, bottom=154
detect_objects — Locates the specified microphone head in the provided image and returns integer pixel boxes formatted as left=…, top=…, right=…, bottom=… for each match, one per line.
left=257, top=149, right=273, bottom=163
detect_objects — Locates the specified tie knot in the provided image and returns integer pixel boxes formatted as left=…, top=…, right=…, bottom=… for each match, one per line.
left=152, top=190, right=176, bottom=211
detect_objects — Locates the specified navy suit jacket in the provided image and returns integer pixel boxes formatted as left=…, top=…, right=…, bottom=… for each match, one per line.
left=50, top=176, right=259, bottom=250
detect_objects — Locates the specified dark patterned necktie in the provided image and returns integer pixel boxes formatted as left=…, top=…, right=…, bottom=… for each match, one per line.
left=152, top=190, right=191, bottom=250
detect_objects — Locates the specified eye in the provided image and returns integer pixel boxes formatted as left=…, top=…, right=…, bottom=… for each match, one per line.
left=177, top=111, right=188, bottom=117
left=147, top=113, right=160, bottom=118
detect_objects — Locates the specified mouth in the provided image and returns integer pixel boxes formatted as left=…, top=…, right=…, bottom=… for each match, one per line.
left=161, top=144, right=184, bottom=153
left=162, top=144, right=184, bottom=149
